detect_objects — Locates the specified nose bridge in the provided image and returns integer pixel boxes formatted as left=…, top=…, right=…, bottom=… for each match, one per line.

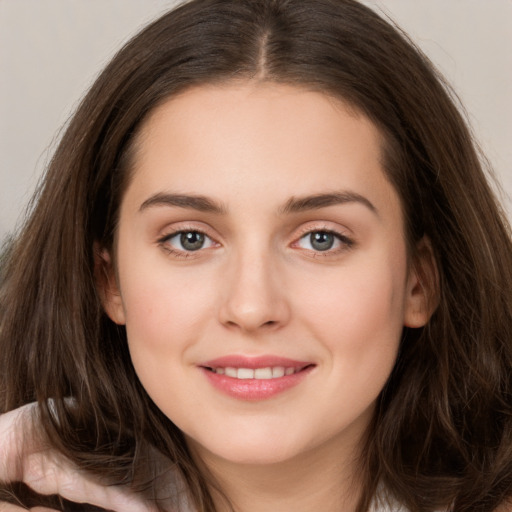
left=219, top=238, right=289, bottom=331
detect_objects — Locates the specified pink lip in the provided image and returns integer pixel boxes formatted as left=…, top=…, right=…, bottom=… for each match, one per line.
left=202, top=355, right=311, bottom=369
left=200, top=355, right=315, bottom=401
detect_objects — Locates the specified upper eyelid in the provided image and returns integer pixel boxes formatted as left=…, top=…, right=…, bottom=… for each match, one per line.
left=157, top=222, right=217, bottom=240
left=160, top=227, right=208, bottom=238
left=294, top=230, right=353, bottom=245
left=293, top=221, right=353, bottom=239
left=157, top=229, right=218, bottom=257
left=160, top=229, right=212, bottom=242
left=158, top=231, right=219, bottom=253
left=155, top=221, right=354, bottom=244
left=291, top=223, right=356, bottom=252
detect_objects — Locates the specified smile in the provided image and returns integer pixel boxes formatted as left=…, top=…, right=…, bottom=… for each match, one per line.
left=200, top=356, right=315, bottom=400
left=206, top=366, right=301, bottom=379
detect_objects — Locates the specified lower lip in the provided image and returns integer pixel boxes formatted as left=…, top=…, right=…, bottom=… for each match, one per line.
left=201, top=366, right=314, bottom=400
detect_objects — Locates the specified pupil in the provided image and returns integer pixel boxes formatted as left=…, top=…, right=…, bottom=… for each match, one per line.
left=181, top=232, right=205, bottom=251
left=310, top=232, right=334, bottom=251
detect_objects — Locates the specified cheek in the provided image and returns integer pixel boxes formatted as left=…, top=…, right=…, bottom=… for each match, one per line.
left=296, top=250, right=408, bottom=369
left=119, top=270, right=210, bottom=416
left=120, top=263, right=218, bottom=366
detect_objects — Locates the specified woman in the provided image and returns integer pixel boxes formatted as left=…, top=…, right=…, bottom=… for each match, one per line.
left=1, top=0, right=511, bottom=511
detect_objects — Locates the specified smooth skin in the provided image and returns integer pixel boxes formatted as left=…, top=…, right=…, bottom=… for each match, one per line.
left=99, top=82, right=436, bottom=511
left=1, top=83, right=436, bottom=511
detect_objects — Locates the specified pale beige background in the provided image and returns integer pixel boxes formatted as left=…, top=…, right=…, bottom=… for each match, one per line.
left=1, top=0, right=511, bottom=242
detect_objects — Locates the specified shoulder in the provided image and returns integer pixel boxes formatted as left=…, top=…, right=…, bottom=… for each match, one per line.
left=370, top=497, right=512, bottom=512
left=369, top=486, right=448, bottom=512
left=368, top=490, right=409, bottom=512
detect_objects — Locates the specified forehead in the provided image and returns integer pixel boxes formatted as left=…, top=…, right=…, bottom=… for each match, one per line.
left=121, top=82, right=400, bottom=222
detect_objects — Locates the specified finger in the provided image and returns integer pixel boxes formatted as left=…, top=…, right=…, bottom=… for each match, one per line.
left=24, top=452, right=157, bottom=512
left=0, top=404, right=38, bottom=481
left=0, top=505, right=58, bottom=512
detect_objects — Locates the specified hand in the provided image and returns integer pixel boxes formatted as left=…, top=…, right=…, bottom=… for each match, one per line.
left=0, top=505, right=56, bottom=512
left=0, top=404, right=157, bottom=512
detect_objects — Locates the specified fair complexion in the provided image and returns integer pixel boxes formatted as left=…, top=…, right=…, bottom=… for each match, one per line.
left=96, top=82, right=435, bottom=511
left=0, top=82, right=434, bottom=511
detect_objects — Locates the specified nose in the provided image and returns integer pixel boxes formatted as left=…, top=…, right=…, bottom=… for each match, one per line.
left=218, top=249, right=290, bottom=333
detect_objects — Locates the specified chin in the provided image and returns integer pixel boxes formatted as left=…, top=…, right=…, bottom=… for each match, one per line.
left=189, top=431, right=307, bottom=467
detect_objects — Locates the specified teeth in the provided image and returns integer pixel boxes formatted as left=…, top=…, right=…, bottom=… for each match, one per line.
left=213, top=366, right=298, bottom=379
left=254, top=367, right=272, bottom=379
left=225, top=367, right=237, bottom=378
left=272, top=366, right=285, bottom=378
left=237, top=368, right=254, bottom=379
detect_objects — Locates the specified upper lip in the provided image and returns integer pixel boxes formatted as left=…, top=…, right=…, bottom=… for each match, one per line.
left=201, top=355, right=314, bottom=370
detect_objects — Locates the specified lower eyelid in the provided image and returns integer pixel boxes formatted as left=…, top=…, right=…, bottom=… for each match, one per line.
left=294, top=230, right=355, bottom=252
left=158, top=227, right=353, bottom=254
left=157, top=229, right=217, bottom=251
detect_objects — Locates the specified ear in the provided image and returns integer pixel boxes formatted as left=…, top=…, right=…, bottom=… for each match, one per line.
left=403, top=236, right=439, bottom=328
left=93, top=243, right=126, bottom=325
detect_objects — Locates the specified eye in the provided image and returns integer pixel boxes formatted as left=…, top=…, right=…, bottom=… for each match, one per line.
left=163, top=230, right=216, bottom=252
left=296, top=230, right=352, bottom=252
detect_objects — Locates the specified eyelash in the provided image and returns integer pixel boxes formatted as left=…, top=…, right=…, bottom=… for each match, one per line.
left=157, top=227, right=217, bottom=259
left=157, top=226, right=354, bottom=259
left=293, top=227, right=355, bottom=257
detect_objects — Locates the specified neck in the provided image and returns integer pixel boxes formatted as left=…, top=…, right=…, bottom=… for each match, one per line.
left=189, top=431, right=366, bottom=512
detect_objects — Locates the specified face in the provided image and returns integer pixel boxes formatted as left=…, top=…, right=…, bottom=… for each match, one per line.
left=101, top=82, right=432, bottom=468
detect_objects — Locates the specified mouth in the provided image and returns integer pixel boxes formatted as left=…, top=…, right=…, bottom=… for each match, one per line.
left=203, top=365, right=312, bottom=380
left=199, top=357, right=315, bottom=400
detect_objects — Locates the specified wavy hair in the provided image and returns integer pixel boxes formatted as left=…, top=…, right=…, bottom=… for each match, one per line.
left=1, top=1, right=511, bottom=510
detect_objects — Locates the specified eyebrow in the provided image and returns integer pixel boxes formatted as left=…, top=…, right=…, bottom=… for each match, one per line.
left=139, top=193, right=227, bottom=214
left=280, top=191, right=378, bottom=216
left=138, top=190, right=377, bottom=216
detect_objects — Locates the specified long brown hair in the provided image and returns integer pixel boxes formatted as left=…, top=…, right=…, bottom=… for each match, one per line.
left=1, top=1, right=511, bottom=510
